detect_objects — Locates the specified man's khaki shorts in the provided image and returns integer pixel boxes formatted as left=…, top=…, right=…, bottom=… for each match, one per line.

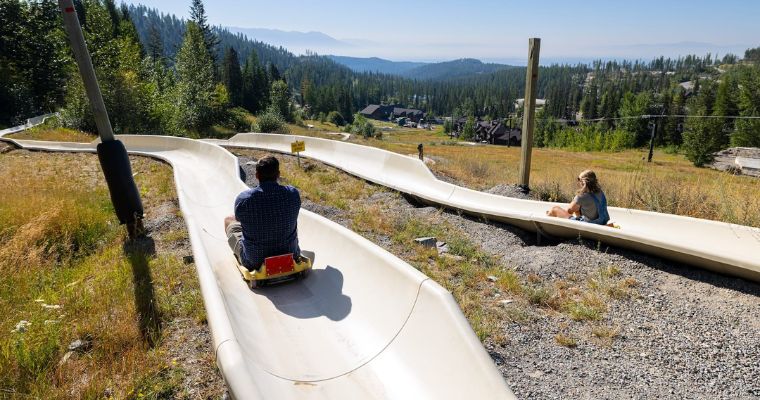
left=226, top=221, right=244, bottom=264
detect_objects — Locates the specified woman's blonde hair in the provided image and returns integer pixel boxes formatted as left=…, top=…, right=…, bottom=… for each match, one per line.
left=576, top=169, right=602, bottom=194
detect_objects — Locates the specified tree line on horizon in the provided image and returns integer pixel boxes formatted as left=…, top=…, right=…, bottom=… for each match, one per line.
left=1, top=0, right=759, bottom=165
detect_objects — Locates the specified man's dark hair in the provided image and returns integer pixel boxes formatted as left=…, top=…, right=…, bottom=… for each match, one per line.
left=256, top=156, right=279, bottom=182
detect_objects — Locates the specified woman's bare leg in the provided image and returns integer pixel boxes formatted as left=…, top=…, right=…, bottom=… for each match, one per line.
left=546, top=206, right=572, bottom=218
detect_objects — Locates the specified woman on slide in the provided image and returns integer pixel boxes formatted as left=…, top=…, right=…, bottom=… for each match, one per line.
left=546, top=170, right=610, bottom=225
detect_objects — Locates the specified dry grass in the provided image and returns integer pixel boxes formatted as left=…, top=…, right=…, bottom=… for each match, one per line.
left=443, top=147, right=760, bottom=227
left=10, top=126, right=97, bottom=143
left=9, top=117, right=96, bottom=143
left=0, top=149, right=210, bottom=398
left=554, top=333, right=578, bottom=348
left=292, top=124, right=760, bottom=228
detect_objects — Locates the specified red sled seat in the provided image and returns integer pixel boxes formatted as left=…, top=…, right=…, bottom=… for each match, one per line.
left=264, top=253, right=295, bottom=276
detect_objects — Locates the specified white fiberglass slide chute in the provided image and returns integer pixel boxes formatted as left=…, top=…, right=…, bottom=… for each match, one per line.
left=214, top=133, right=760, bottom=283
left=2, top=135, right=515, bottom=400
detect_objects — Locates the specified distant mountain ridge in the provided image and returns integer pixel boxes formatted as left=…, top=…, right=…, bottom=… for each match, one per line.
left=227, top=27, right=352, bottom=52
left=327, top=56, right=428, bottom=75
left=402, top=58, right=515, bottom=80
left=328, top=56, right=515, bottom=80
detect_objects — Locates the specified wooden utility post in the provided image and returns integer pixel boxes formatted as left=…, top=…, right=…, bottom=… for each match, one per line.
left=647, top=118, right=656, bottom=162
left=518, top=38, right=541, bottom=189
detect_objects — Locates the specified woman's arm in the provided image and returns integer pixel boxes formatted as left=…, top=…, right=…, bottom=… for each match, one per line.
left=567, top=199, right=581, bottom=215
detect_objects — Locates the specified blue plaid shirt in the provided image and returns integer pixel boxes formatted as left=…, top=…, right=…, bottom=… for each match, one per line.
left=234, top=181, right=301, bottom=270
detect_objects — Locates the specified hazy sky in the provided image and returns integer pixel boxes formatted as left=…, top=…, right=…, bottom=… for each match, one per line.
left=133, top=0, right=759, bottom=62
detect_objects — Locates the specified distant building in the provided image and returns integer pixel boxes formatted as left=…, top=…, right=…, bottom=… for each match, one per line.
left=679, top=81, right=695, bottom=97
left=450, top=118, right=522, bottom=146
left=359, top=104, right=426, bottom=123
left=514, top=98, right=547, bottom=110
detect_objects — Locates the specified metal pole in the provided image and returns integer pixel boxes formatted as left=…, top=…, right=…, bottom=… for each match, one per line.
left=58, top=0, right=114, bottom=142
left=58, top=0, right=145, bottom=237
left=518, top=38, right=541, bottom=189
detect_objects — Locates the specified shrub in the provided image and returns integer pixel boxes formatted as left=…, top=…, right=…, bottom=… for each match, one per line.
left=682, top=108, right=723, bottom=166
left=327, top=111, right=345, bottom=126
left=254, top=110, right=289, bottom=134
left=544, top=125, right=636, bottom=152
left=361, top=121, right=376, bottom=138
left=225, top=107, right=252, bottom=132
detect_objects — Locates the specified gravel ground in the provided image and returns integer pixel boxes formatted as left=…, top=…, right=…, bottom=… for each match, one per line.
left=137, top=175, right=228, bottom=399
left=238, top=152, right=760, bottom=400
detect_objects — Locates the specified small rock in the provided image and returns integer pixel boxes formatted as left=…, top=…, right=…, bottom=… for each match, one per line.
left=42, top=303, right=61, bottom=310
left=487, top=275, right=499, bottom=282
left=436, top=241, right=449, bottom=254
left=58, top=351, right=73, bottom=367
left=499, top=299, right=514, bottom=306
left=414, top=237, right=437, bottom=248
left=13, top=320, right=31, bottom=333
left=245, top=161, right=256, bottom=166
left=528, top=370, right=544, bottom=378
left=68, top=338, right=92, bottom=353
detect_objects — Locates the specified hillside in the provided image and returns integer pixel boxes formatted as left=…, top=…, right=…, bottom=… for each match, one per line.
left=128, top=4, right=297, bottom=70
left=328, top=55, right=427, bottom=75
left=329, top=56, right=514, bottom=81
left=402, top=58, right=514, bottom=80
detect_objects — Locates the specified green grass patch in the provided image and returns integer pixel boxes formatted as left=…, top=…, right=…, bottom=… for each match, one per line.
left=0, top=151, right=207, bottom=398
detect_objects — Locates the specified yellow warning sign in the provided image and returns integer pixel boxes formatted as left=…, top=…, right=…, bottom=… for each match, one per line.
left=291, top=140, right=305, bottom=153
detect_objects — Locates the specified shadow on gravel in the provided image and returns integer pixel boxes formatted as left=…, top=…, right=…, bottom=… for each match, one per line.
left=435, top=204, right=760, bottom=296
left=439, top=206, right=540, bottom=246
left=123, top=235, right=163, bottom=347
left=570, top=236, right=760, bottom=297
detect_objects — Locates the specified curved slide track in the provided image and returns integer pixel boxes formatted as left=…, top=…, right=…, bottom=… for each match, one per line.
left=211, top=133, right=760, bottom=283
left=1, top=134, right=515, bottom=399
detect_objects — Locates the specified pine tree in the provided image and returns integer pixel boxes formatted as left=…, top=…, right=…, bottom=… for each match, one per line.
left=682, top=83, right=721, bottom=166
left=189, top=0, right=218, bottom=63
left=731, top=66, right=760, bottom=147
left=462, top=116, right=476, bottom=140
left=712, top=73, right=739, bottom=148
left=24, top=0, right=68, bottom=114
left=174, top=21, right=217, bottom=132
left=147, top=22, right=164, bottom=61
left=268, top=63, right=281, bottom=82
left=241, top=51, right=269, bottom=113
left=579, top=83, right=598, bottom=120
left=268, top=80, right=291, bottom=121
left=221, top=47, right=243, bottom=106
left=103, top=0, right=120, bottom=35
left=619, top=91, right=652, bottom=145
left=663, top=88, right=686, bottom=145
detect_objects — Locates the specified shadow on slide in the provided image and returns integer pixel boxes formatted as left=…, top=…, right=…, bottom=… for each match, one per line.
left=256, top=265, right=352, bottom=322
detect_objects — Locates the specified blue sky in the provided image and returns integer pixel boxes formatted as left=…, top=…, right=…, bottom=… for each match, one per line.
left=133, top=0, right=759, bottom=62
